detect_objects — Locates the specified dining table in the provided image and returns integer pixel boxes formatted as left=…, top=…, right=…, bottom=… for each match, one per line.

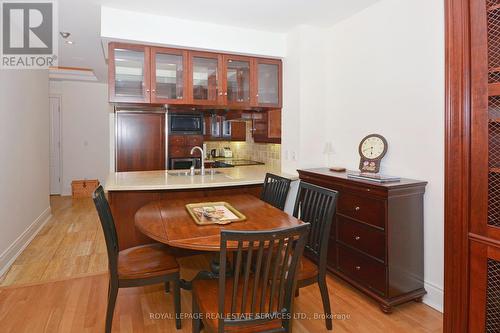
left=134, top=194, right=303, bottom=288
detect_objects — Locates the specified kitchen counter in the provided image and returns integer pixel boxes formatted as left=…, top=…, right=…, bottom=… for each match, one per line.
left=105, top=165, right=297, bottom=192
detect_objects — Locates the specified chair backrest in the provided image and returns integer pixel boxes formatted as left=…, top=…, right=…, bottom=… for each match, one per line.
left=293, top=182, right=338, bottom=270
left=260, top=173, right=292, bottom=211
left=92, top=185, right=119, bottom=279
left=218, top=224, right=310, bottom=332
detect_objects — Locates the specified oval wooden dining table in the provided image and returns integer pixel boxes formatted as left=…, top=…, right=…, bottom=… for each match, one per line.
left=134, top=194, right=303, bottom=289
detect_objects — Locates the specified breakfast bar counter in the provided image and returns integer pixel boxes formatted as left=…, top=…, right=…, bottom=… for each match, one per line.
left=104, top=166, right=297, bottom=250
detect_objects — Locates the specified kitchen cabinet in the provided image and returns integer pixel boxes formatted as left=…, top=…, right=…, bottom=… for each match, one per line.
left=254, top=58, right=282, bottom=108
left=222, top=55, right=253, bottom=107
left=150, top=47, right=189, bottom=104
left=190, top=52, right=222, bottom=105
left=109, top=43, right=151, bottom=103
left=204, top=114, right=246, bottom=142
left=252, top=110, right=281, bottom=143
left=116, top=112, right=165, bottom=171
left=109, top=43, right=282, bottom=109
left=168, top=134, right=203, bottom=158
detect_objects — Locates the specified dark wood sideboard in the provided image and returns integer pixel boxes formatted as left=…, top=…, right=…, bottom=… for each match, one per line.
left=297, top=168, right=427, bottom=313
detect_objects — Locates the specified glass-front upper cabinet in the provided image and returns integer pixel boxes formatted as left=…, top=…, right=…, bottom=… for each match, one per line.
left=255, top=58, right=282, bottom=107
left=151, top=48, right=188, bottom=104
left=109, top=43, right=151, bottom=103
left=190, top=52, right=221, bottom=105
left=223, top=55, right=252, bottom=106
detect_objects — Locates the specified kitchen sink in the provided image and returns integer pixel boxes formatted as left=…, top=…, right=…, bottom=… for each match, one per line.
left=168, top=169, right=222, bottom=176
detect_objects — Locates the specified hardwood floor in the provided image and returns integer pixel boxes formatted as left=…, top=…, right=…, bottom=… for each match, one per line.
left=0, top=196, right=443, bottom=332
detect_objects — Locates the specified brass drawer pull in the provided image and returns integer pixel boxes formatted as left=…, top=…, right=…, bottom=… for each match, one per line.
left=355, top=206, right=361, bottom=211
left=355, top=266, right=361, bottom=271
left=354, top=236, right=361, bottom=241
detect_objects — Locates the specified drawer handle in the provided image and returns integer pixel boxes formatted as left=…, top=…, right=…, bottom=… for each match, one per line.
left=355, top=266, right=361, bottom=271
left=354, top=236, right=361, bottom=241
left=355, top=206, right=360, bottom=211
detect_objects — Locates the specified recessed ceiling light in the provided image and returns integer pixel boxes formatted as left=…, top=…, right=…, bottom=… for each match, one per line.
left=59, top=32, right=71, bottom=39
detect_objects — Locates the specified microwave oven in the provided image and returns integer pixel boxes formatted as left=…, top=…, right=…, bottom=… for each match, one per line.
left=168, top=113, right=203, bottom=135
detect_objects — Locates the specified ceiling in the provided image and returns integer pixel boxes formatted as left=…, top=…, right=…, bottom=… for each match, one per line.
left=57, top=0, right=380, bottom=82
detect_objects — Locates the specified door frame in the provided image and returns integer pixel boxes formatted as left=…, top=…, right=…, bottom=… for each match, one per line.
left=49, top=95, right=63, bottom=195
left=444, top=0, right=471, bottom=331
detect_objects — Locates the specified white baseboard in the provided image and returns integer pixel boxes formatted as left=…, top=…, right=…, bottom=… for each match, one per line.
left=0, top=207, right=52, bottom=278
left=423, top=280, right=443, bottom=313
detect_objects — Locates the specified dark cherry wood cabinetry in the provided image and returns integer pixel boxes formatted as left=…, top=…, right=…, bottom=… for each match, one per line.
left=168, top=134, right=203, bottom=158
left=116, top=112, right=166, bottom=171
left=252, top=109, right=281, bottom=143
left=203, top=114, right=247, bottom=142
left=298, top=168, right=427, bottom=313
left=108, top=42, right=282, bottom=109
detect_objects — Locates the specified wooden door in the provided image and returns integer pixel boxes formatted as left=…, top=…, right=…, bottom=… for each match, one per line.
left=467, top=0, right=500, bottom=330
left=189, top=51, right=222, bottom=105
left=222, top=55, right=254, bottom=107
left=150, top=47, right=189, bottom=104
left=267, top=109, right=281, bottom=139
left=109, top=43, right=151, bottom=103
left=253, top=58, right=282, bottom=108
left=116, top=112, right=166, bottom=172
left=230, top=122, right=247, bottom=141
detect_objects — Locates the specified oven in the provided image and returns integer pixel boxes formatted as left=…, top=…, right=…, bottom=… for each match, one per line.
left=169, top=157, right=201, bottom=170
left=168, top=113, right=203, bottom=135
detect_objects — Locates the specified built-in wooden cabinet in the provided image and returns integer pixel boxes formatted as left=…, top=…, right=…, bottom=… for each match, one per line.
left=150, top=48, right=189, bottom=104
left=108, top=42, right=282, bottom=109
left=252, top=109, right=281, bottom=143
left=204, top=114, right=247, bottom=141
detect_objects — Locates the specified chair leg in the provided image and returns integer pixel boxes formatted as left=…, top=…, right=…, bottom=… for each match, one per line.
left=172, top=278, right=181, bottom=329
left=165, top=281, right=170, bottom=293
left=106, top=281, right=119, bottom=333
left=192, top=293, right=201, bottom=333
left=318, top=276, right=333, bottom=330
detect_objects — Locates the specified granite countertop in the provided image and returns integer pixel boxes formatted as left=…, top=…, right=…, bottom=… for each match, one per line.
left=105, top=165, right=298, bottom=191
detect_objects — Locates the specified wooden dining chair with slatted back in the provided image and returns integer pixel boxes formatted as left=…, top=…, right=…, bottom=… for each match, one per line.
left=293, top=181, right=338, bottom=330
left=192, top=223, right=310, bottom=333
left=92, top=185, right=182, bottom=333
left=260, top=173, right=292, bottom=211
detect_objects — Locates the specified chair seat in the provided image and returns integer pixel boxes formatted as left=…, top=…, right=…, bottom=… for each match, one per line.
left=193, top=278, right=283, bottom=333
left=298, top=256, right=319, bottom=281
left=118, top=243, right=179, bottom=280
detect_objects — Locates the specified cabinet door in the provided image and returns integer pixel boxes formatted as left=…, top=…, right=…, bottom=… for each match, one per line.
left=151, top=48, right=189, bottom=104
left=109, top=43, right=150, bottom=103
left=267, top=109, right=281, bottom=139
left=190, top=52, right=222, bottom=105
left=254, top=58, right=282, bottom=108
left=116, top=112, right=165, bottom=171
left=469, top=240, right=500, bottom=332
left=223, top=55, right=253, bottom=107
left=230, top=122, right=247, bottom=141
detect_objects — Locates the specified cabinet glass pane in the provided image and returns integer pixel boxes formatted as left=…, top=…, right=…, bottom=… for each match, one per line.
left=156, top=53, right=183, bottom=100
left=114, top=49, right=145, bottom=97
left=226, top=60, right=250, bottom=103
left=192, top=57, right=218, bottom=101
left=258, top=63, right=279, bottom=105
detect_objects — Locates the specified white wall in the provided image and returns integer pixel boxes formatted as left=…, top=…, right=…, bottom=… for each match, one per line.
left=323, top=0, right=445, bottom=311
left=0, top=70, right=51, bottom=275
left=50, top=81, right=111, bottom=195
left=101, top=6, right=287, bottom=58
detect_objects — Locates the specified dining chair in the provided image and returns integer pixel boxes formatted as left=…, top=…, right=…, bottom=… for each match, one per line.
left=92, top=185, right=181, bottom=332
left=260, top=173, right=292, bottom=210
left=293, top=181, right=338, bottom=330
left=192, top=224, right=310, bottom=333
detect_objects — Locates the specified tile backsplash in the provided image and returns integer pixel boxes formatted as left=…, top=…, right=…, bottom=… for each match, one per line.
left=205, top=121, right=281, bottom=169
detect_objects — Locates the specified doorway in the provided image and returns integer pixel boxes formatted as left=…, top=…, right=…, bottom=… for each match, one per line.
left=49, top=96, right=62, bottom=195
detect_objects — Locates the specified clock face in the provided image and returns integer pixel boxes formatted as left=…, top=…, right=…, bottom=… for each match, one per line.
left=360, top=136, right=386, bottom=160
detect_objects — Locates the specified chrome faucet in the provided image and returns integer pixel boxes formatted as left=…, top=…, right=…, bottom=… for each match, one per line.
left=190, top=146, right=205, bottom=176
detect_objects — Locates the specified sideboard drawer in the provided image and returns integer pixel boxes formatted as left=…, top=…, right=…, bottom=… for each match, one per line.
left=337, top=216, right=385, bottom=261
left=338, top=191, right=385, bottom=228
left=338, top=245, right=386, bottom=295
